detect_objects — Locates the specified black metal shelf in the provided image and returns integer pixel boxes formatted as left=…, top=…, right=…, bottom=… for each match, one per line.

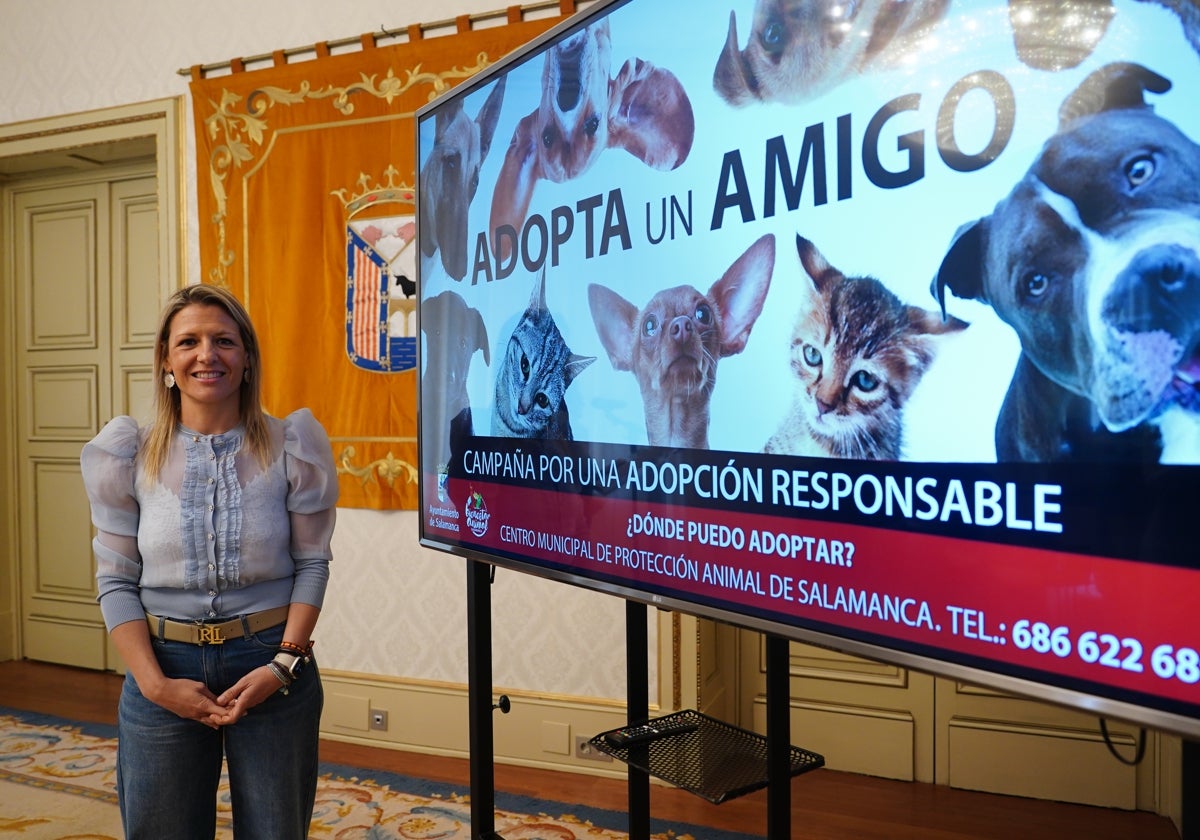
left=591, top=709, right=825, bottom=805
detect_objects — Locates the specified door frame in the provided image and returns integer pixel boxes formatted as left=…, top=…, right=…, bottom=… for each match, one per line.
left=0, top=98, right=185, bottom=662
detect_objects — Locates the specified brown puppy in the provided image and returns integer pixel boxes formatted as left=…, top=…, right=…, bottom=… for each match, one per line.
left=491, top=18, right=694, bottom=262
left=714, top=0, right=949, bottom=106
left=587, top=235, right=775, bottom=449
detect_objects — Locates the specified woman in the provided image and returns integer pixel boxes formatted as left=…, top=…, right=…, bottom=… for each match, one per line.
left=81, top=284, right=338, bottom=839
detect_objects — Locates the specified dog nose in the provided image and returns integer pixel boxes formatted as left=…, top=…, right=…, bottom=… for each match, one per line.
left=1153, top=248, right=1197, bottom=294
left=669, top=316, right=694, bottom=341
left=1103, top=243, right=1200, bottom=336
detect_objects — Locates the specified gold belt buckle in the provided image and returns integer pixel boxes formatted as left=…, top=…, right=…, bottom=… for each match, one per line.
left=197, top=623, right=227, bottom=645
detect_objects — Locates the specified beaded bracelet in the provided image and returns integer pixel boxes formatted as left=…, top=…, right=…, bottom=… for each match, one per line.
left=279, top=640, right=313, bottom=658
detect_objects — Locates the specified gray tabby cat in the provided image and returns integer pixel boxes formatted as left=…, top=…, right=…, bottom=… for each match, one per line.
left=765, top=235, right=967, bottom=460
left=492, top=271, right=595, bottom=439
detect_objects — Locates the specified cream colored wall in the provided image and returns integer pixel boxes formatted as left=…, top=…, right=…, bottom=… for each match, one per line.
left=325, top=510, right=644, bottom=697
left=0, top=0, right=652, bottom=705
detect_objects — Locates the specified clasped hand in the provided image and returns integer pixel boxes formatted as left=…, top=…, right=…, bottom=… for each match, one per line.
left=151, top=666, right=282, bottom=728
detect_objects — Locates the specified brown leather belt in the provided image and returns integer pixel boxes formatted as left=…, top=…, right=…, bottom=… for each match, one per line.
left=145, top=605, right=290, bottom=645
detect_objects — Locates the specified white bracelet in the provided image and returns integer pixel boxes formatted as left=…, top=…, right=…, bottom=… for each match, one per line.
left=272, top=651, right=300, bottom=672
left=266, top=660, right=292, bottom=694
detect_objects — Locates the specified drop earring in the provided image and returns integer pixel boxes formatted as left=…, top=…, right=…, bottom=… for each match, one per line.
left=164, top=372, right=176, bottom=389
left=243, top=367, right=251, bottom=383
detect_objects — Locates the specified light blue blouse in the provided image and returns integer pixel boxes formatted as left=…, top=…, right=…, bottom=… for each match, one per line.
left=81, top=409, right=339, bottom=631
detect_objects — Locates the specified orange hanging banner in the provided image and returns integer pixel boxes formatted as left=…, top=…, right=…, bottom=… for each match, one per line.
left=190, top=10, right=569, bottom=510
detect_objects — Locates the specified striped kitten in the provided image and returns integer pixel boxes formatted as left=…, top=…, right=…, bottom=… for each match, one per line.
left=766, top=235, right=967, bottom=460
left=492, top=271, right=595, bottom=439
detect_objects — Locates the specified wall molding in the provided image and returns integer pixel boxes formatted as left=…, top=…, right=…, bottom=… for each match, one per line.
left=320, top=669, right=646, bottom=777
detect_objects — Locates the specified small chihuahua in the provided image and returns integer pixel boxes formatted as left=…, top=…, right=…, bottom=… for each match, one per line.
left=587, top=234, right=775, bottom=448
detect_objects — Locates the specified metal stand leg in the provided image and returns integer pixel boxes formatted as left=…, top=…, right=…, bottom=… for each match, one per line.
left=766, top=634, right=792, bottom=840
left=627, top=601, right=650, bottom=840
left=1184, top=739, right=1198, bottom=840
left=467, top=559, right=503, bottom=840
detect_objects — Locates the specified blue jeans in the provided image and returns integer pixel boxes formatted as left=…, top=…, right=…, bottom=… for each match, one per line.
left=116, top=622, right=322, bottom=840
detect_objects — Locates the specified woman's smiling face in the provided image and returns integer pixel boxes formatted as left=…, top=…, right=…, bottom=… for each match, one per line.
left=165, top=303, right=247, bottom=429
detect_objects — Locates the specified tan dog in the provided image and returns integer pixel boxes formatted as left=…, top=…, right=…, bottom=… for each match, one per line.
left=587, top=234, right=775, bottom=448
left=714, top=0, right=949, bottom=106
left=420, top=78, right=505, bottom=281
left=490, top=18, right=695, bottom=262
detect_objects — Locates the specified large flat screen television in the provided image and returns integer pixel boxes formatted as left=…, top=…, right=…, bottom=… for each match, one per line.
left=416, top=0, right=1200, bottom=739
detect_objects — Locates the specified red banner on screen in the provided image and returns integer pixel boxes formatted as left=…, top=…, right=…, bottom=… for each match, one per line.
left=428, top=473, right=1200, bottom=709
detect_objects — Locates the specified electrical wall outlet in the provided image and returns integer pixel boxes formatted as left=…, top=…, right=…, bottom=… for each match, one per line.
left=369, top=709, right=388, bottom=731
left=574, top=734, right=612, bottom=762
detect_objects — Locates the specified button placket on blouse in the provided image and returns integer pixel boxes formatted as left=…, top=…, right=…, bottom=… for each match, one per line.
left=199, top=435, right=221, bottom=616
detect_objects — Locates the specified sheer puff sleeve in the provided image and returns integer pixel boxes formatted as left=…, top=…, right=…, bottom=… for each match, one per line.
left=283, top=409, right=339, bottom=608
left=81, top=416, right=145, bottom=630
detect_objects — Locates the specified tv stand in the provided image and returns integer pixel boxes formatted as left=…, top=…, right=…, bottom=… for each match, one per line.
left=1185, top=738, right=1198, bottom=839
left=592, top=608, right=822, bottom=837
left=465, top=560, right=823, bottom=839
left=466, top=558, right=505, bottom=840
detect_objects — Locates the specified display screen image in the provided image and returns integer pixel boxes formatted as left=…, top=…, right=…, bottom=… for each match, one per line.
left=417, top=0, right=1200, bottom=738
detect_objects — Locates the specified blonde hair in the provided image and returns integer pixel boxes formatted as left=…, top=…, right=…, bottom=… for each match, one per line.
left=143, top=284, right=270, bottom=479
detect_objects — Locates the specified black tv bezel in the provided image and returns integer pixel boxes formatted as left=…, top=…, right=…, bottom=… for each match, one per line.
left=414, top=0, right=1200, bottom=741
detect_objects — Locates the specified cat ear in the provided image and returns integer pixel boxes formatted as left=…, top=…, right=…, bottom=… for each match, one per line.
left=564, top=353, right=597, bottom=385
left=931, top=219, right=988, bottom=316
left=907, top=305, right=970, bottom=336
left=795, top=234, right=841, bottom=291
left=530, top=267, right=549, bottom=311
left=587, top=284, right=640, bottom=371
left=901, top=305, right=969, bottom=374
left=710, top=233, right=776, bottom=356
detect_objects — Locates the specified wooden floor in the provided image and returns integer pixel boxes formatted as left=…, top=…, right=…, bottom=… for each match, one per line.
left=0, top=660, right=1180, bottom=839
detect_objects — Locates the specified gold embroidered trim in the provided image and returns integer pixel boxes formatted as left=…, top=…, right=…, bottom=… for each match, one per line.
left=336, top=445, right=419, bottom=490
left=200, top=56, right=491, bottom=285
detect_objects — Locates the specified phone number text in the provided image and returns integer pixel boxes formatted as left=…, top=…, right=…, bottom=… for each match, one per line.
left=1010, top=620, right=1198, bottom=683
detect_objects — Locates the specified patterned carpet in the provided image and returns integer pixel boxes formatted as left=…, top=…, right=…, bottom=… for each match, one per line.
left=0, top=706, right=751, bottom=840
